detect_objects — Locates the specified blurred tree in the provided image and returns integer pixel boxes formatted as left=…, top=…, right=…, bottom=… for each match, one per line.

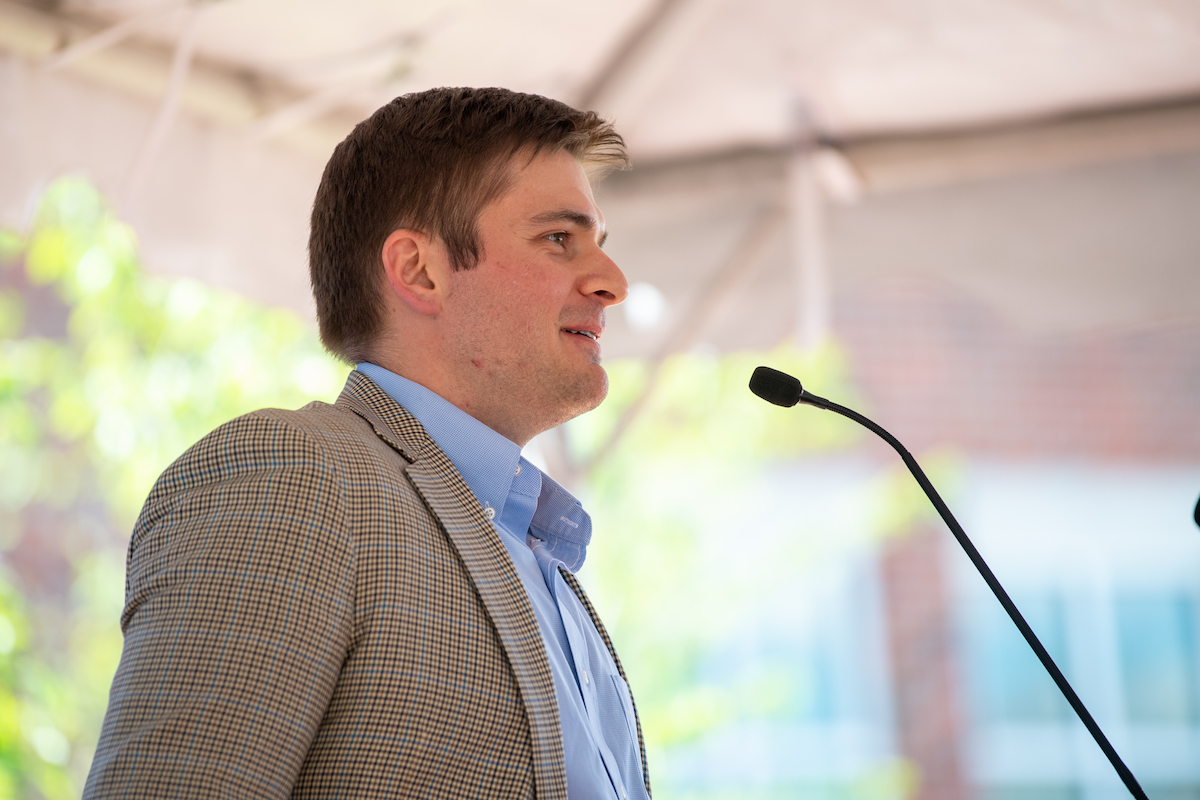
left=0, top=177, right=346, bottom=798
left=565, top=344, right=883, bottom=797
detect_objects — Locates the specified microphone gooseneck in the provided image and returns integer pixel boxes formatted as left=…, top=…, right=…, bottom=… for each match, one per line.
left=750, top=365, right=1149, bottom=800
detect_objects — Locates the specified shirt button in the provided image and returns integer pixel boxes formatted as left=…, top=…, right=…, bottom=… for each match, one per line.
left=514, top=464, right=522, bottom=476
left=582, top=670, right=588, bottom=685
left=620, top=786, right=627, bottom=799
left=484, top=507, right=496, bottom=520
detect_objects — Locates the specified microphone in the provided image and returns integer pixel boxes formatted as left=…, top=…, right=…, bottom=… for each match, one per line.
left=749, top=365, right=1149, bottom=800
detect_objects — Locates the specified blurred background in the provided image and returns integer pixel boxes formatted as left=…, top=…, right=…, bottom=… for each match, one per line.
left=1, top=0, right=1199, bottom=798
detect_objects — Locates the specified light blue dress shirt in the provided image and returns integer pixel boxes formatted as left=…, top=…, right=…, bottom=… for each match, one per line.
left=358, top=363, right=648, bottom=800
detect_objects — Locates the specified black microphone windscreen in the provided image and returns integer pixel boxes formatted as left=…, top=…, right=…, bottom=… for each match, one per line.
left=749, top=366, right=803, bottom=408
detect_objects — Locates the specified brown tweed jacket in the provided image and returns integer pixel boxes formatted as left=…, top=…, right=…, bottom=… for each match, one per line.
left=84, top=371, right=649, bottom=799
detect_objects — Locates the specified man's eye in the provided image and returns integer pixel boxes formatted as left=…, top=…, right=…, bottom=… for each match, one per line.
left=545, top=232, right=567, bottom=246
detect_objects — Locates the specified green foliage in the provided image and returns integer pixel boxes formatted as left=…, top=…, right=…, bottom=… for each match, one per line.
left=2, top=177, right=346, bottom=529
left=0, top=176, right=346, bottom=797
left=573, top=344, right=862, bottom=469
left=566, top=347, right=925, bottom=798
left=869, top=447, right=964, bottom=540
left=564, top=345, right=878, bottom=791
left=0, top=578, right=33, bottom=796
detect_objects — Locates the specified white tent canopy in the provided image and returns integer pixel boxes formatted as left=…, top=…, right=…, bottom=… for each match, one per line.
left=2, top=0, right=1199, bottom=353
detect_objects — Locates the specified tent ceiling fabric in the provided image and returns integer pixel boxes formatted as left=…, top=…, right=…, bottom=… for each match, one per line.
left=45, top=0, right=1200, bottom=154
left=2, top=0, right=1199, bottom=348
left=593, top=146, right=1200, bottom=360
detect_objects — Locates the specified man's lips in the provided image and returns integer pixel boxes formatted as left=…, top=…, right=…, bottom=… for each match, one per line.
left=561, top=309, right=605, bottom=343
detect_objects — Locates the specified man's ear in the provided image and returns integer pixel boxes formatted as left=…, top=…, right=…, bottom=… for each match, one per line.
left=381, top=229, right=447, bottom=316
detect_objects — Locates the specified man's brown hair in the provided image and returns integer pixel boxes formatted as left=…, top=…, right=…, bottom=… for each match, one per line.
left=309, top=86, right=628, bottom=364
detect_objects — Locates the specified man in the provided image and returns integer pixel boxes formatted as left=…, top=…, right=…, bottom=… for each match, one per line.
left=85, top=87, right=651, bottom=799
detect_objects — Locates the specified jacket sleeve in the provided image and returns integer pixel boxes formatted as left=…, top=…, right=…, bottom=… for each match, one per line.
left=84, top=411, right=356, bottom=799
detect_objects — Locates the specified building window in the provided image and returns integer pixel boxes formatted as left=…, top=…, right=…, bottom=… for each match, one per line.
left=1115, top=593, right=1200, bottom=725
left=964, top=593, right=1072, bottom=723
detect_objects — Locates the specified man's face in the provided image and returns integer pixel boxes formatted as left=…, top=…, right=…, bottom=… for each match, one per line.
left=440, top=148, right=628, bottom=445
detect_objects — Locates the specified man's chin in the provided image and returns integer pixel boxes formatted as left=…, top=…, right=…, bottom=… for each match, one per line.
left=547, top=368, right=609, bottom=427
left=579, top=366, right=609, bottom=413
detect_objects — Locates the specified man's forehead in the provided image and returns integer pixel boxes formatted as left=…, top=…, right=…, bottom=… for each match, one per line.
left=493, top=148, right=609, bottom=236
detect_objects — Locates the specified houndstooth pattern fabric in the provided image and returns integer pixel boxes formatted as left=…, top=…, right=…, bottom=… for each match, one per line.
left=84, top=371, right=645, bottom=799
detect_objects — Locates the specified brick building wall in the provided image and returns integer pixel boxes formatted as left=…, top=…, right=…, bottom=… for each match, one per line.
left=837, top=277, right=1200, bottom=800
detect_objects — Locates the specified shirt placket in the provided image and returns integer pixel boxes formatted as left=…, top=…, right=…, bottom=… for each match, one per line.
left=552, top=571, right=630, bottom=800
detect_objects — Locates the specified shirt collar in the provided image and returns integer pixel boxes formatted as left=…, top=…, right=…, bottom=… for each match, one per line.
left=530, top=478, right=591, bottom=572
left=358, top=363, right=592, bottom=571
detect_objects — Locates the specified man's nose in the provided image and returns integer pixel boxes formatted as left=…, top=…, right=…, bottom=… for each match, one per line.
left=583, top=249, right=628, bottom=307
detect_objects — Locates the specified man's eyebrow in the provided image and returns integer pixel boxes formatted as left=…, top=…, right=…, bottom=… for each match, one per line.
left=529, top=209, right=608, bottom=246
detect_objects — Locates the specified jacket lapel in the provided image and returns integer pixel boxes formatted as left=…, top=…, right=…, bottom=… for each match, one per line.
left=336, top=371, right=568, bottom=799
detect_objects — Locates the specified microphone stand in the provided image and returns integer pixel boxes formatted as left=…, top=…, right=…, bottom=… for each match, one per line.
left=749, top=366, right=1148, bottom=800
